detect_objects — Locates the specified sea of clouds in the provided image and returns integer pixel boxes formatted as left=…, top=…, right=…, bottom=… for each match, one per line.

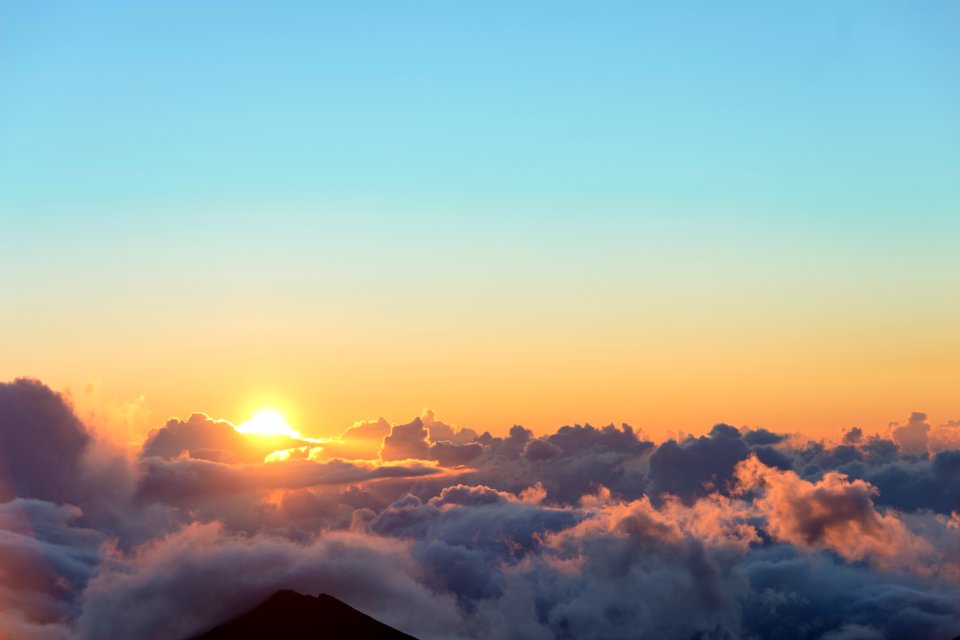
left=2, top=377, right=960, bottom=640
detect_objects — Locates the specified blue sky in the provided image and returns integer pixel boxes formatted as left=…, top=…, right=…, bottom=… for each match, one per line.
left=3, top=1, right=956, bottom=219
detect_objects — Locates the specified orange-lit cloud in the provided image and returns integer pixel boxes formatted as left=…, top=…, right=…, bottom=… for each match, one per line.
left=3, top=378, right=960, bottom=640
left=734, top=456, right=934, bottom=572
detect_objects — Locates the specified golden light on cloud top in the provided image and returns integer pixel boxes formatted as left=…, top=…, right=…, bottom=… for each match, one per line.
left=234, top=408, right=301, bottom=439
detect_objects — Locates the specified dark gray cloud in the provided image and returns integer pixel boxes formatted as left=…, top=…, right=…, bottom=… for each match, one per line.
left=0, top=379, right=91, bottom=504
left=855, top=450, right=960, bottom=515
left=546, top=423, right=650, bottom=457
left=742, top=427, right=788, bottom=446
left=456, top=423, right=654, bottom=505
left=647, top=423, right=792, bottom=503
left=844, top=426, right=864, bottom=444
left=429, top=441, right=483, bottom=467
left=742, top=546, right=960, bottom=640
left=521, top=438, right=562, bottom=462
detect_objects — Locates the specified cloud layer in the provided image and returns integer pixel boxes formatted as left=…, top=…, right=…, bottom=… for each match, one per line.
left=2, top=378, right=960, bottom=639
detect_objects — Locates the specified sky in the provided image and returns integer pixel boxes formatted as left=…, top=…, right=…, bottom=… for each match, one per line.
left=2, top=5, right=960, bottom=638
left=1, top=1, right=958, bottom=441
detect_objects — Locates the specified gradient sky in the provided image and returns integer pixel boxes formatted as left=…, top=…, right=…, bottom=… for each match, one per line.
left=1, top=1, right=958, bottom=441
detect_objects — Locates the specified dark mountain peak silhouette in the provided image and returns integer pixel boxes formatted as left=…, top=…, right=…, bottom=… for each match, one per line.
left=187, top=589, right=418, bottom=639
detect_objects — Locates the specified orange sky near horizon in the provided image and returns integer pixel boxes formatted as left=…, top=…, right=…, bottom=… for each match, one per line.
left=4, top=302, right=956, bottom=445
left=3, top=228, right=958, bottom=444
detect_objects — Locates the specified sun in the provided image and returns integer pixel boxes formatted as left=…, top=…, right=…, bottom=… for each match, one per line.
left=235, top=408, right=301, bottom=439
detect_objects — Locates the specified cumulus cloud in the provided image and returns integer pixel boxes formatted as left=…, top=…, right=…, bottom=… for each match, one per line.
left=421, top=409, right=479, bottom=445
left=429, top=441, right=483, bottom=467
left=843, top=426, right=864, bottom=444
left=890, top=411, right=931, bottom=457
left=0, top=379, right=91, bottom=504
left=521, top=438, right=562, bottom=462
left=312, top=417, right=392, bottom=460
left=379, top=417, right=431, bottom=462
left=4, top=378, right=960, bottom=639
left=734, top=456, right=934, bottom=571
left=648, top=423, right=791, bottom=503
left=930, top=419, right=960, bottom=454
left=0, top=499, right=104, bottom=640
left=141, top=413, right=311, bottom=464
left=377, top=412, right=484, bottom=468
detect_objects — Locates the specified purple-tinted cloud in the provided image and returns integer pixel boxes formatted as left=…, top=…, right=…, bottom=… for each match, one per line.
left=3, top=379, right=960, bottom=640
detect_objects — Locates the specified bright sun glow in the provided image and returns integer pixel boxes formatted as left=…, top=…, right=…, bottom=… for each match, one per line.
left=235, top=409, right=301, bottom=439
